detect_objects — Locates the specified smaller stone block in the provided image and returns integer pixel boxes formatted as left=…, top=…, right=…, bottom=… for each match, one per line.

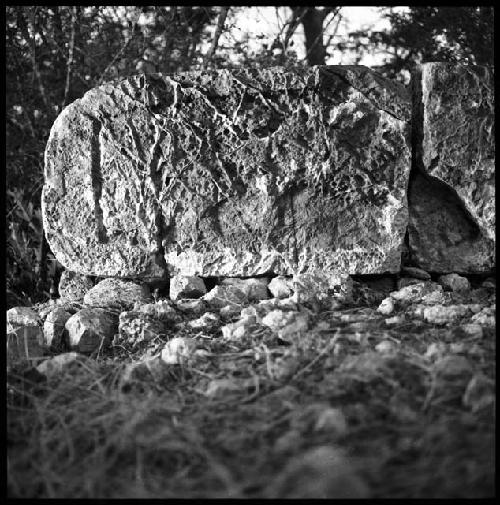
left=83, top=278, right=151, bottom=310
left=43, top=307, right=72, bottom=349
left=65, top=308, right=118, bottom=354
left=58, top=270, right=94, bottom=302
left=169, top=275, right=207, bottom=301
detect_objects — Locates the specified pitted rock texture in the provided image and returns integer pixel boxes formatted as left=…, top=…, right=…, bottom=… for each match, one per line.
left=43, top=66, right=411, bottom=279
left=83, top=278, right=151, bottom=311
left=410, top=63, right=495, bottom=273
left=58, top=270, right=94, bottom=302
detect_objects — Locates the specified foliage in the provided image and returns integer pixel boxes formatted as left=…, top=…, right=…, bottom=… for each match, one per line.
left=347, top=6, right=494, bottom=84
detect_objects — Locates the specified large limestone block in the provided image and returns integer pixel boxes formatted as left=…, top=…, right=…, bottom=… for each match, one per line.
left=43, top=67, right=411, bottom=278
left=410, top=63, right=495, bottom=273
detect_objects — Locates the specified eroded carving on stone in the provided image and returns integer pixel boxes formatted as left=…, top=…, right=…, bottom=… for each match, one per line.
left=42, top=66, right=413, bottom=278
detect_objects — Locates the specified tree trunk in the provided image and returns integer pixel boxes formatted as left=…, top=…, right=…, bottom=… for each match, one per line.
left=296, top=7, right=329, bottom=66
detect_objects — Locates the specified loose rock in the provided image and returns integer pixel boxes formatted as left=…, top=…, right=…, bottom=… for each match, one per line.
left=187, top=312, right=220, bottom=331
left=58, top=270, right=94, bottom=302
left=43, top=307, right=72, bottom=349
left=202, top=284, right=248, bottom=309
left=36, top=352, right=86, bottom=378
left=65, top=308, right=118, bottom=354
left=261, top=310, right=309, bottom=341
left=83, top=278, right=151, bottom=310
left=268, top=276, right=293, bottom=299
left=377, top=297, right=395, bottom=315
left=423, top=304, right=470, bottom=325
left=160, top=337, right=196, bottom=365
left=221, top=277, right=269, bottom=302
left=438, top=273, right=471, bottom=292
left=169, top=275, right=207, bottom=301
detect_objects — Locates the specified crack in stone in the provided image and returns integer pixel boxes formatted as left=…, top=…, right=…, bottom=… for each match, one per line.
left=86, top=114, right=108, bottom=244
left=322, top=67, right=409, bottom=123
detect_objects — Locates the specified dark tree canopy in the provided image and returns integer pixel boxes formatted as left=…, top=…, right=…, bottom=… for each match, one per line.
left=347, top=6, right=494, bottom=83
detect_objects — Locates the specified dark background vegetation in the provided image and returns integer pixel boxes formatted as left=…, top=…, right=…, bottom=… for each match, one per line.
left=5, top=6, right=494, bottom=308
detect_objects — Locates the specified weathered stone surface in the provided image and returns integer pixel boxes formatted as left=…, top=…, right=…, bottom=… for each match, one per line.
left=160, top=337, right=196, bottom=365
left=261, top=309, right=310, bottom=340
left=202, top=284, right=248, bottom=309
left=43, top=307, right=71, bottom=349
left=175, top=298, right=208, bottom=315
left=221, top=277, right=270, bottom=302
left=43, top=66, right=411, bottom=279
left=187, top=312, right=220, bottom=331
left=410, top=63, right=495, bottom=273
left=65, top=308, right=118, bottom=354
left=58, top=270, right=94, bottom=302
left=7, top=307, right=45, bottom=366
left=438, top=273, right=471, bottom=292
left=268, top=276, right=293, bottom=299
left=83, top=278, right=151, bottom=310
left=169, top=275, right=206, bottom=301
left=118, top=311, right=169, bottom=346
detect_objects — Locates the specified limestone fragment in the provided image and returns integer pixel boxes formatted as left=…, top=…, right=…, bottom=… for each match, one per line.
left=118, top=311, right=168, bottom=345
left=377, top=297, right=394, bottom=315
left=175, top=298, right=208, bottom=315
left=390, top=281, right=442, bottom=305
left=268, top=276, right=293, bottom=299
left=409, top=63, right=495, bottom=273
left=36, top=352, right=86, bottom=378
left=160, top=337, right=196, bottom=365
left=169, top=275, right=207, bottom=301
left=65, top=308, right=118, bottom=354
left=221, top=277, right=269, bottom=302
left=187, top=312, right=220, bottom=331
left=438, top=273, right=471, bottom=292
left=43, top=307, right=71, bottom=349
left=84, top=278, right=151, bottom=310
left=202, top=284, right=248, bottom=309
left=470, top=306, right=495, bottom=326
left=58, top=270, right=94, bottom=302
left=261, top=309, right=309, bottom=340
left=423, top=304, right=470, bottom=325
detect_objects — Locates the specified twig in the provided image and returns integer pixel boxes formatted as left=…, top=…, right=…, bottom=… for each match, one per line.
left=62, top=6, right=77, bottom=108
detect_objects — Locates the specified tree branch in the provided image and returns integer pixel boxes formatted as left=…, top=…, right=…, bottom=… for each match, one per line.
left=17, top=7, right=50, bottom=111
left=62, top=6, right=77, bottom=108
left=205, top=7, right=229, bottom=66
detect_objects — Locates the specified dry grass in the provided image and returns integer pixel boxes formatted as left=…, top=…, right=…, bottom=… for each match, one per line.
left=7, top=304, right=496, bottom=498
